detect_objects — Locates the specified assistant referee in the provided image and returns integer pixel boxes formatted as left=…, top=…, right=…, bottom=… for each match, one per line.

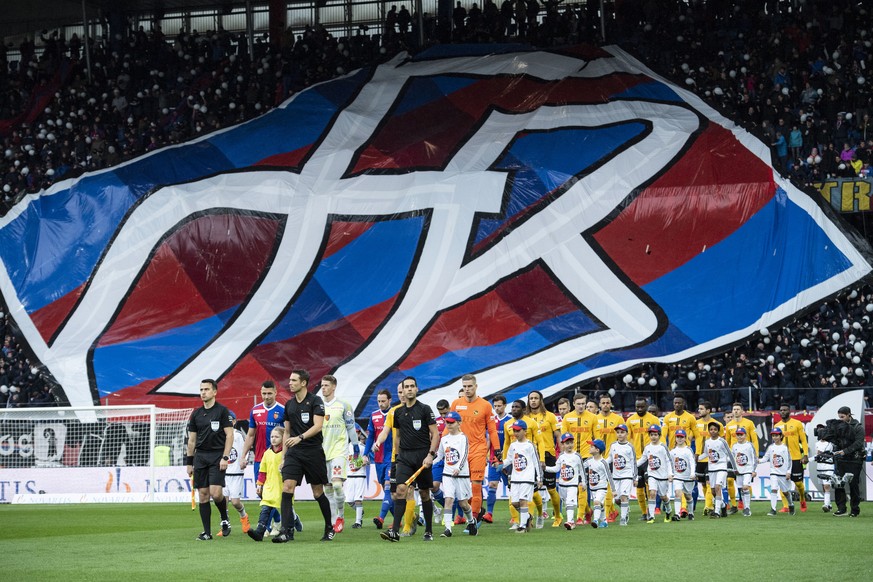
left=373, top=376, right=440, bottom=542
left=273, top=369, right=335, bottom=543
left=186, top=379, right=235, bottom=541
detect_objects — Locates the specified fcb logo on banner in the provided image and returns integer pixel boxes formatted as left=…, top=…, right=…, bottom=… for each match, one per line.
left=0, top=45, right=870, bottom=415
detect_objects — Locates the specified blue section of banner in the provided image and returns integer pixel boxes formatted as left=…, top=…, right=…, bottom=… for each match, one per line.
left=93, top=310, right=233, bottom=397
left=261, top=216, right=425, bottom=344
left=476, top=123, right=647, bottom=245
left=644, top=189, right=852, bottom=343
left=612, top=81, right=684, bottom=103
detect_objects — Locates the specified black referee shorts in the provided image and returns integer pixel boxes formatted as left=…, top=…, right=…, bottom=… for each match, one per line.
left=193, top=450, right=225, bottom=489
left=395, top=449, right=432, bottom=490
left=695, top=461, right=708, bottom=482
left=543, top=452, right=557, bottom=489
left=282, top=446, right=329, bottom=485
left=636, top=466, right=648, bottom=489
left=790, top=460, right=804, bottom=482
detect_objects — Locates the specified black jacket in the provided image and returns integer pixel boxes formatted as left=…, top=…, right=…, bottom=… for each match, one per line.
left=841, top=419, right=865, bottom=461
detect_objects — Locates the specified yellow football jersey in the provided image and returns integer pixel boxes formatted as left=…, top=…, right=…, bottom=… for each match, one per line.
left=560, top=410, right=599, bottom=457
left=663, top=410, right=698, bottom=449
left=595, top=412, right=624, bottom=454
left=626, top=412, right=663, bottom=457
left=725, top=417, right=759, bottom=455
left=773, top=417, right=808, bottom=460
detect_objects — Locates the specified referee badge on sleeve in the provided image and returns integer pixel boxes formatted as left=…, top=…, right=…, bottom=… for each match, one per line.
left=413, top=420, right=421, bottom=430
left=211, top=421, right=220, bottom=431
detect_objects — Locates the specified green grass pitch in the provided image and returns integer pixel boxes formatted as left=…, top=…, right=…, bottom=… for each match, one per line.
left=2, top=500, right=871, bottom=580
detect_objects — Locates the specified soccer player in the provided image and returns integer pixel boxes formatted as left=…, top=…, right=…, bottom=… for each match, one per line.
left=220, top=417, right=250, bottom=535
left=527, top=389, right=562, bottom=526
left=485, top=394, right=512, bottom=523
left=639, top=424, right=673, bottom=523
left=725, top=402, right=759, bottom=513
left=363, top=388, right=394, bottom=528
left=773, top=404, right=809, bottom=512
left=693, top=401, right=723, bottom=515
left=186, top=379, right=235, bottom=541
left=273, top=369, right=334, bottom=543
left=560, top=392, right=598, bottom=524
left=320, top=375, right=358, bottom=533
left=556, top=398, right=570, bottom=422
left=670, top=429, right=696, bottom=520
left=730, top=427, right=757, bottom=517
left=663, top=395, right=698, bottom=449
left=373, top=376, right=440, bottom=542
left=240, top=380, right=285, bottom=532
left=608, top=424, right=637, bottom=526
left=596, top=394, right=625, bottom=522
left=503, top=419, right=543, bottom=533
left=545, top=433, right=586, bottom=529
left=627, top=398, right=662, bottom=518
left=345, top=430, right=368, bottom=528
left=247, top=427, right=285, bottom=541
left=501, top=400, right=547, bottom=527
left=451, top=374, right=501, bottom=524
left=700, top=421, right=736, bottom=519
left=436, top=412, right=477, bottom=537
left=585, top=439, right=613, bottom=528
left=762, top=427, right=796, bottom=516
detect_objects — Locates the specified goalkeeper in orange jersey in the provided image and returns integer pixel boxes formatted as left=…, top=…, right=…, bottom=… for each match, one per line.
left=451, top=374, right=501, bottom=523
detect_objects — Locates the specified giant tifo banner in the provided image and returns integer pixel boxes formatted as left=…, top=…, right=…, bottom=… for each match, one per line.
left=1, top=44, right=872, bottom=418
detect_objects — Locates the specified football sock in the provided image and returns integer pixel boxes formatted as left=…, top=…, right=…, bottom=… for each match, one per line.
left=637, top=488, right=648, bottom=514
left=214, top=496, right=229, bottom=522
left=199, top=501, right=211, bottom=533
left=280, top=492, right=294, bottom=532
left=392, top=499, right=407, bottom=534
left=647, top=499, right=656, bottom=519
left=486, top=486, right=497, bottom=514
left=315, top=493, right=332, bottom=529
left=422, top=499, right=434, bottom=533
left=471, top=483, right=483, bottom=515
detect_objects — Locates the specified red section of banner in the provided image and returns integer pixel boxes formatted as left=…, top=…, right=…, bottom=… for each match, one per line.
left=593, top=124, right=776, bottom=287
left=399, top=265, right=579, bottom=369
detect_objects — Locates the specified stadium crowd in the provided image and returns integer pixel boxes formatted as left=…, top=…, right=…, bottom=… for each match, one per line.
left=1, top=1, right=872, bottom=412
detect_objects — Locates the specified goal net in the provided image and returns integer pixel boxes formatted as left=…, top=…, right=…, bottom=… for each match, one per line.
left=0, top=406, right=193, bottom=503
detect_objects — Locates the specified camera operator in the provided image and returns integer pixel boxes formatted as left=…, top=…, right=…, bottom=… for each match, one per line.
left=833, top=406, right=865, bottom=517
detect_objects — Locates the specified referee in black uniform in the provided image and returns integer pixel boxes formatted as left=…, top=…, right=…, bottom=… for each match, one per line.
left=186, top=379, right=235, bottom=540
left=273, top=369, right=335, bottom=543
left=373, top=376, right=440, bottom=542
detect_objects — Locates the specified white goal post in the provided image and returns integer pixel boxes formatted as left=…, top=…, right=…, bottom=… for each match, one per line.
left=0, top=406, right=193, bottom=503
